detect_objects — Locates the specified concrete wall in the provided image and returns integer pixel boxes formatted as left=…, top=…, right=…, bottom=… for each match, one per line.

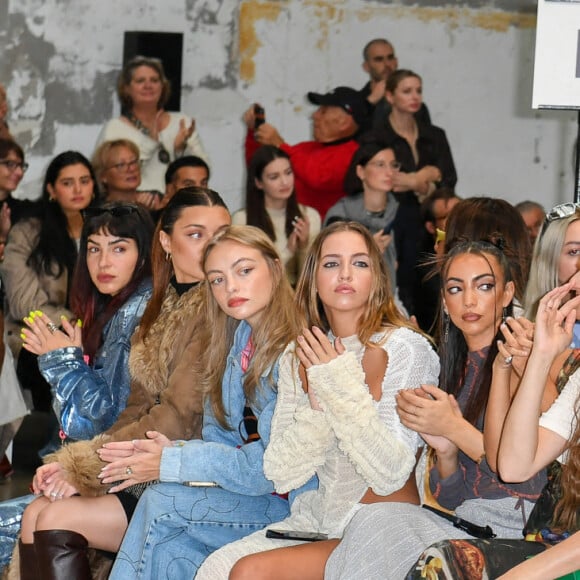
left=1, top=0, right=574, bottom=212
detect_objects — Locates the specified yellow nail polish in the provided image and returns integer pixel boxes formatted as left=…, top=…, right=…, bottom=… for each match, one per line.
left=60, top=315, right=67, bottom=321
left=28, top=311, right=35, bottom=319
left=77, top=319, right=83, bottom=328
left=20, top=333, right=26, bottom=341
left=24, top=317, right=32, bottom=324
left=35, top=310, right=43, bottom=317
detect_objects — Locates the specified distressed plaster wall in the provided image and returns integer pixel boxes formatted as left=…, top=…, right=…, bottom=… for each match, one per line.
left=1, top=0, right=574, bottom=211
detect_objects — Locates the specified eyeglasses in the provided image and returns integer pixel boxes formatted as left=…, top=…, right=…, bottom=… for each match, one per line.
left=82, top=205, right=139, bottom=219
left=366, top=160, right=402, bottom=171
left=0, top=160, right=29, bottom=173
left=540, top=202, right=580, bottom=239
left=107, top=159, right=140, bottom=173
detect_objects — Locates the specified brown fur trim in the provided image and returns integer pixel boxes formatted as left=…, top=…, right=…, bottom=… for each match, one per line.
left=129, top=284, right=205, bottom=396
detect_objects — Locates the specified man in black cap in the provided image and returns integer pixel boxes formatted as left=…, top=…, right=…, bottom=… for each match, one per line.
left=244, top=87, right=366, bottom=219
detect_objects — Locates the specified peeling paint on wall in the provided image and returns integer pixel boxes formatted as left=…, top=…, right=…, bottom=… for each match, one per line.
left=239, top=1, right=284, bottom=81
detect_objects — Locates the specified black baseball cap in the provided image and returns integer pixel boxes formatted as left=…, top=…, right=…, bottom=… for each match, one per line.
left=307, top=87, right=368, bottom=128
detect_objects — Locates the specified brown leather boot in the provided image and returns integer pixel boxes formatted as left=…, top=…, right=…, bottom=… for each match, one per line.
left=18, top=539, right=40, bottom=580
left=33, top=529, right=92, bottom=580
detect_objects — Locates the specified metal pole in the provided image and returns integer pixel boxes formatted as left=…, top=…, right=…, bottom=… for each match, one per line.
left=574, top=109, right=580, bottom=203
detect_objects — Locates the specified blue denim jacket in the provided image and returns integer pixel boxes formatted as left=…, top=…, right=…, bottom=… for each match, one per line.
left=38, top=279, right=152, bottom=441
left=160, top=320, right=280, bottom=496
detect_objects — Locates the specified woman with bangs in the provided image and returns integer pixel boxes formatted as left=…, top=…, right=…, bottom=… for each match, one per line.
left=102, top=225, right=298, bottom=579
left=194, top=221, right=439, bottom=580
left=8, top=189, right=230, bottom=580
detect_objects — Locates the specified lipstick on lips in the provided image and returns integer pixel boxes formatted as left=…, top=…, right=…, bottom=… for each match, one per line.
left=335, top=284, right=355, bottom=294
left=97, top=274, right=115, bottom=283
left=228, top=297, right=248, bottom=308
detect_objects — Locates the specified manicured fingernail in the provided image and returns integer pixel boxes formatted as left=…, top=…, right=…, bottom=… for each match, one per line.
left=77, top=319, right=83, bottom=328
left=60, top=315, right=67, bottom=321
left=28, top=311, right=35, bottom=319
left=35, top=310, right=43, bottom=317
left=20, top=333, right=26, bottom=340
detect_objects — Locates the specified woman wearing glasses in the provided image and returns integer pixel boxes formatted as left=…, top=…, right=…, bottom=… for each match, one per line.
left=92, top=139, right=162, bottom=210
left=95, top=56, right=209, bottom=194
left=8, top=189, right=230, bottom=580
left=0, top=139, right=38, bottom=251
left=325, top=140, right=402, bottom=305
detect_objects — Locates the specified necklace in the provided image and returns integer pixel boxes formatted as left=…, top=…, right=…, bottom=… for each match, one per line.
left=126, top=112, right=170, bottom=164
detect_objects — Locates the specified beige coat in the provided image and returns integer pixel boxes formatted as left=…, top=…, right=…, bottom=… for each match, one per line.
left=0, top=219, right=73, bottom=358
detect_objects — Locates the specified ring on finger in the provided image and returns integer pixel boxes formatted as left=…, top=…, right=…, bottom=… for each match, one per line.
left=50, top=492, right=57, bottom=497
left=504, top=355, right=513, bottom=365
left=46, top=322, right=59, bottom=334
left=126, top=466, right=133, bottom=476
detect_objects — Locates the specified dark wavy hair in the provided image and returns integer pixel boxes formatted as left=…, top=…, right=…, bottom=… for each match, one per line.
left=438, top=240, right=513, bottom=424
left=27, top=151, right=100, bottom=290
left=69, top=202, right=153, bottom=362
left=245, top=145, right=302, bottom=242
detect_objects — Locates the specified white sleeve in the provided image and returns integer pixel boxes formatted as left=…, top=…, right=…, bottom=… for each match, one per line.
left=539, top=370, right=580, bottom=443
left=307, top=329, right=439, bottom=495
left=263, top=346, right=332, bottom=493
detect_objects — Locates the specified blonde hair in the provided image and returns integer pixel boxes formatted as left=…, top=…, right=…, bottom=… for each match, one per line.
left=92, top=139, right=140, bottom=191
left=524, top=210, right=580, bottom=319
left=201, top=225, right=298, bottom=429
left=295, top=221, right=421, bottom=347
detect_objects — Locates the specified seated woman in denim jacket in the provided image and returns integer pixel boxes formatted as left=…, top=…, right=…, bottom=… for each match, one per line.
left=23, top=202, right=154, bottom=441
left=0, top=203, right=153, bottom=572
left=99, top=225, right=299, bottom=579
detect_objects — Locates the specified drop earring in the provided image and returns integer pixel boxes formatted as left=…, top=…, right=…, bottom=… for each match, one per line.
left=502, top=307, right=508, bottom=324
left=443, top=312, right=449, bottom=343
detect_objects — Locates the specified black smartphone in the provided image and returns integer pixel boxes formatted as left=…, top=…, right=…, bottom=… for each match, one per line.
left=254, top=104, right=265, bottom=130
left=382, top=221, right=394, bottom=235
left=265, top=529, right=328, bottom=542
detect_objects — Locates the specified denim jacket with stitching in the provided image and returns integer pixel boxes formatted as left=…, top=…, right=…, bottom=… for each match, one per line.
left=160, top=320, right=281, bottom=496
left=38, top=279, right=152, bottom=441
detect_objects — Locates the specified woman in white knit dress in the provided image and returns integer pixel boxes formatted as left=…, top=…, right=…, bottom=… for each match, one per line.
left=196, top=221, right=439, bottom=579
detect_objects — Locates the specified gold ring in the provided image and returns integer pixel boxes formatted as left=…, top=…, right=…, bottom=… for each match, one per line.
left=46, top=322, right=59, bottom=334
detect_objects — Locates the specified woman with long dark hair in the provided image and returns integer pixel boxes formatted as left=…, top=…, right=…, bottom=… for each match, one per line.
left=21, top=202, right=154, bottom=440
left=233, top=145, right=320, bottom=285
left=1, top=151, right=98, bottom=415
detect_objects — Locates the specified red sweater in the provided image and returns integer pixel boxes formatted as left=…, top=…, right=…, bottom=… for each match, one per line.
left=245, top=131, right=358, bottom=220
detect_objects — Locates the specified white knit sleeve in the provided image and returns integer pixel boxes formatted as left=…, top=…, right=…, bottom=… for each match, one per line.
left=307, top=328, right=440, bottom=496
left=263, top=346, right=332, bottom=493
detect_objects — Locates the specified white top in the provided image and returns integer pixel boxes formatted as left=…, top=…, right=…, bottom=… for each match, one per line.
left=232, top=204, right=321, bottom=285
left=195, top=327, right=440, bottom=579
left=539, top=369, right=580, bottom=463
left=95, top=112, right=209, bottom=193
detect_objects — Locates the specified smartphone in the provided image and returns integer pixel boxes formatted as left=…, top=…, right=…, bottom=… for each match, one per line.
left=254, top=104, right=265, bottom=130
left=265, top=529, right=328, bottom=542
left=382, top=221, right=394, bottom=236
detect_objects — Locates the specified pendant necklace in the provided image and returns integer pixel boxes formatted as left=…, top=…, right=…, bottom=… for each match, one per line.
left=126, top=112, right=171, bottom=164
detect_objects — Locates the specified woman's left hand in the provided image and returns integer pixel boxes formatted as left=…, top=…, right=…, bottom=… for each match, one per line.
left=97, top=430, right=172, bottom=493
left=22, top=312, right=81, bottom=356
left=174, top=118, right=195, bottom=154
left=396, top=384, right=460, bottom=436
left=296, top=327, right=344, bottom=370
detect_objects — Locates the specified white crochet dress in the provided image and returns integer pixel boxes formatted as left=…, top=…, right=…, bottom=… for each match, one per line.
left=196, top=327, right=440, bottom=578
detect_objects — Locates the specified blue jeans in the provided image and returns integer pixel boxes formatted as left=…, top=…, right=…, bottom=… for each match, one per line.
left=0, top=494, right=35, bottom=569
left=109, top=482, right=289, bottom=579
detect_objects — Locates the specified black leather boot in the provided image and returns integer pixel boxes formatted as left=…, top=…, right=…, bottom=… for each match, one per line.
left=18, top=539, right=40, bottom=580
left=33, top=529, right=92, bottom=579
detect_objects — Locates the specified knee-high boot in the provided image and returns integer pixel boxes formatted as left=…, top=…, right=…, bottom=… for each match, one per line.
left=33, top=529, right=92, bottom=580
left=18, top=539, right=40, bottom=580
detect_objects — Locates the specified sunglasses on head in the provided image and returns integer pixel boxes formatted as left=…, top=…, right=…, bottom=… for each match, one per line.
left=82, top=205, right=140, bottom=220
left=539, top=202, right=580, bottom=239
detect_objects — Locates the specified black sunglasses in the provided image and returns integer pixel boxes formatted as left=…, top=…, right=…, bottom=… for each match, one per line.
left=82, top=205, right=140, bottom=219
